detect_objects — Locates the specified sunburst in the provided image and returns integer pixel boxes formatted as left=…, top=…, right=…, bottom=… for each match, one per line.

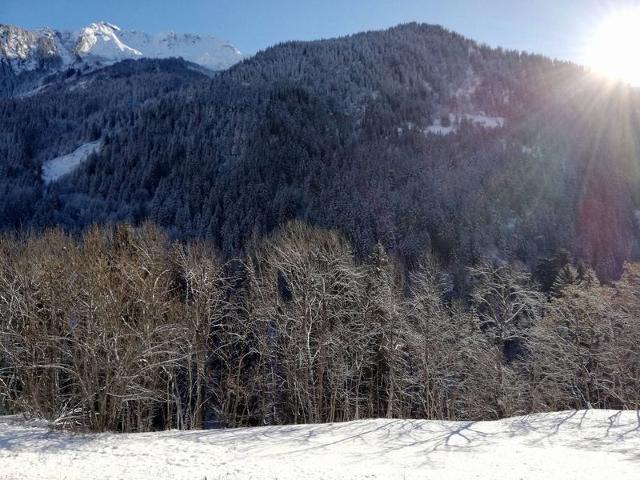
left=583, top=7, right=640, bottom=86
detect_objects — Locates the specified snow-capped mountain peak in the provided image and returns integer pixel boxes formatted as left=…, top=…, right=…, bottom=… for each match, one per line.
left=75, top=22, right=143, bottom=60
left=117, top=29, right=244, bottom=70
left=0, top=22, right=244, bottom=73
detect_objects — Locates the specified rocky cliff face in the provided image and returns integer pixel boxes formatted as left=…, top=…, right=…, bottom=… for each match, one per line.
left=0, top=25, right=66, bottom=71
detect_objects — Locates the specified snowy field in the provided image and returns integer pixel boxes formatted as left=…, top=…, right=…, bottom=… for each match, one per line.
left=0, top=410, right=639, bottom=480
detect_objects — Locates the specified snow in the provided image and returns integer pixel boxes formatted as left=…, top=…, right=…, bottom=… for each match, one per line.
left=424, top=112, right=506, bottom=136
left=424, top=115, right=456, bottom=135
left=119, top=30, right=244, bottom=71
left=425, top=124, right=457, bottom=135
left=41, top=141, right=101, bottom=184
left=0, top=25, right=48, bottom=72
left=462, top=113, right=505, bottom=128
left=0, top=410, right=638, bottom=479
left=0, top=25, right=38, bottom=61
left=1, top=22, right=244, bottom=73
left=75, top=22, right=143, bottom=61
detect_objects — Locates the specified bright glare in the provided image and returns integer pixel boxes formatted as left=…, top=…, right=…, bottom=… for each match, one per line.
left=584, top=8, right=640, bottom=86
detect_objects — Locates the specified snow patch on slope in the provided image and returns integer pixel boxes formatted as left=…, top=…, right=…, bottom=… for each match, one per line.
left=463, top=113, right=505, bottom=128
left=425, top=122, right=457, bottom=136
left=0, top=410, right=638, bottom=479
left=425, top=112, right=506, bottom=136
left=42, top=141, right=101, bottom=183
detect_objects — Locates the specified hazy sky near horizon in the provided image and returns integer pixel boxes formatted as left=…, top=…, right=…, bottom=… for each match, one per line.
left=3, top=0, right=640, bottom=62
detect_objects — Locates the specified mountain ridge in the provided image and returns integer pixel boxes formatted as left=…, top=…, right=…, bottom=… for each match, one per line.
left=0, top=21, right=244, bottom=73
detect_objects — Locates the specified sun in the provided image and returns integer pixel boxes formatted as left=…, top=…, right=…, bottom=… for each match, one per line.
left=583, top=7, right=640, bottom=86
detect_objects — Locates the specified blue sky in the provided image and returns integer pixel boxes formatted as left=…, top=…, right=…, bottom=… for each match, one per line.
left=2, top=0, right=639, bottom=61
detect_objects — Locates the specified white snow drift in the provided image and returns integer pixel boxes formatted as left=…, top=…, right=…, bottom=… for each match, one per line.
left=0, top=410, right=638, bottom=479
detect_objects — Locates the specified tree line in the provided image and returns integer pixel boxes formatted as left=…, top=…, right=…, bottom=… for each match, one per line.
left=0, top=222, right=638, bottom=432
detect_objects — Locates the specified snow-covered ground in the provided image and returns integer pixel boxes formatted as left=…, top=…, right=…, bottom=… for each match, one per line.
left=462, top=113, right=505, bottom=128
left=424, top=122, right=457, bottom=135
left=41, top=141, right=101, bottom=184
left=424, top=112, right=506, bottom=136
left=0, top=410, right=638, bottom=479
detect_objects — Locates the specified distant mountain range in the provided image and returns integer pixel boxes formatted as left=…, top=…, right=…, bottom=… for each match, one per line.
left=0, top=21, right=244, bottom=72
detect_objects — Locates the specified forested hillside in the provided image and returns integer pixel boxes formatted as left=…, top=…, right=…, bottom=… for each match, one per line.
left=0, top=57, right=209, bottom=229
left=2, top=23, right=640, bottom=281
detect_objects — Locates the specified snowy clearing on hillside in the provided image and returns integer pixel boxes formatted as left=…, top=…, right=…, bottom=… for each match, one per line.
left=462, top=113, right=505, bottom=128
left=424, top=113, right=506, bottom=136
left=424, top=123, right=457, bottom=135
left=41, top=141, right=101, bottom=184
left=1, top=410, right=639, bottom=480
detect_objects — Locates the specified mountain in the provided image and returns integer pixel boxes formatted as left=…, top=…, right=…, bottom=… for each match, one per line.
left=1, top=23, right=639, bottom=282
left=74, top=22, right=143, bottom=61
left=0, top=24, right=68, bottom=71
left=117, top=28, right=244, bottom=71
left=0, top=21, right=244, bottom=73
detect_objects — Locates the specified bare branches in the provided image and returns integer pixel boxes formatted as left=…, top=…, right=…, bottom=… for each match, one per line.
left=0, top=224, right=226, bottom=432
left=0, top=223, right=638, bottom=432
